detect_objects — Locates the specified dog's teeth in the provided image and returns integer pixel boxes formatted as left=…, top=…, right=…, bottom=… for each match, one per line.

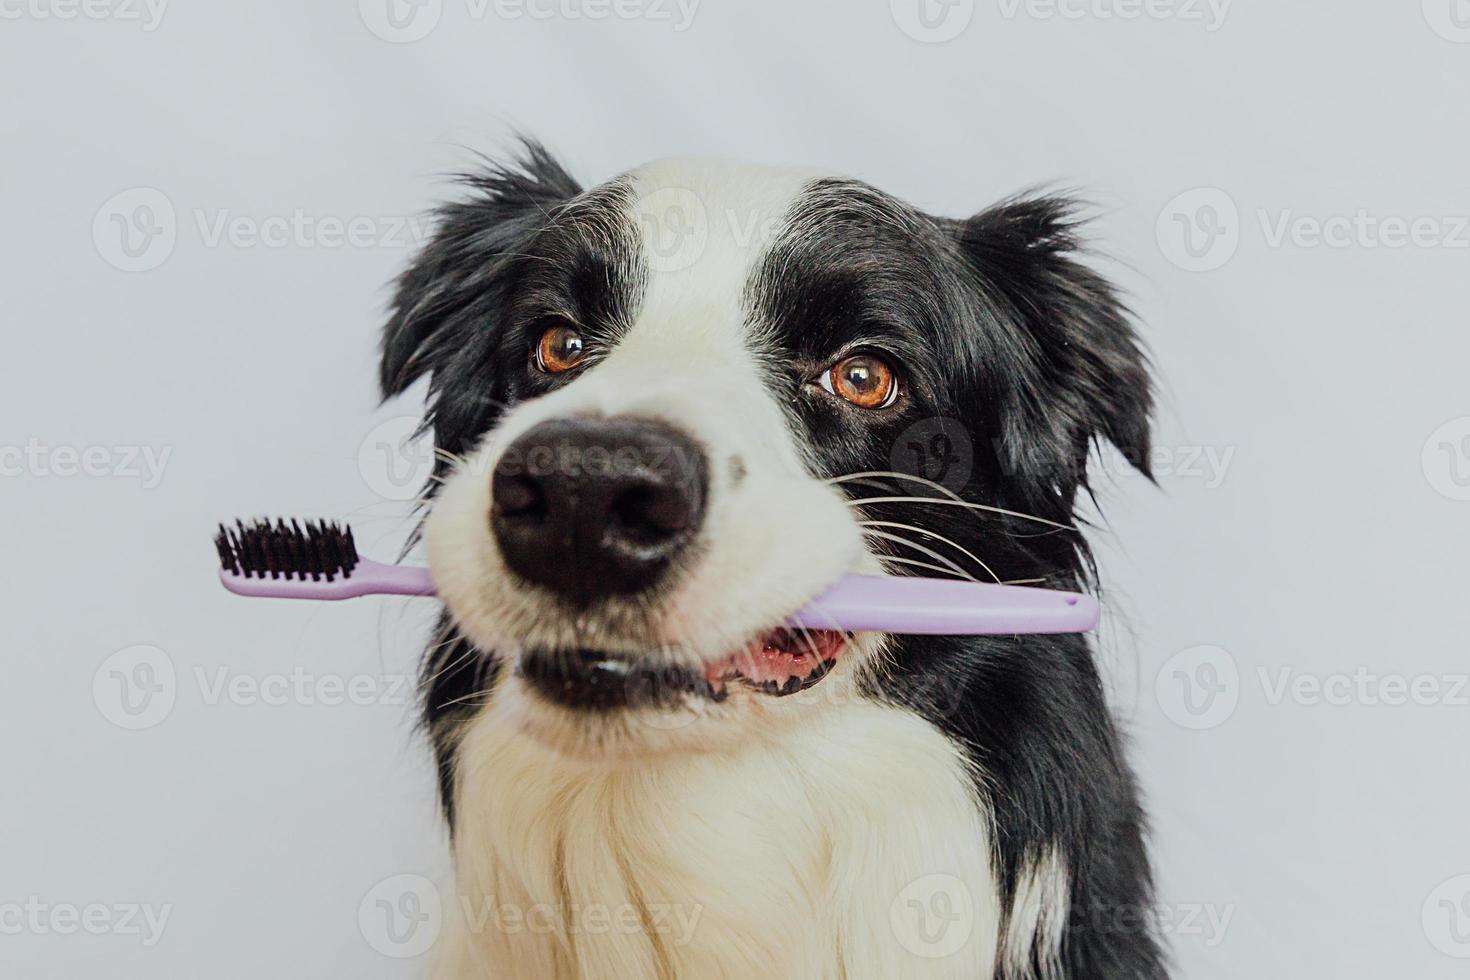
left=797, top=658, right=838, bottom=691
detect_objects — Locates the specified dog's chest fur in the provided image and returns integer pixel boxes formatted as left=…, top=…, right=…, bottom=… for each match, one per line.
left=435, top=692, right=1000, bottom=979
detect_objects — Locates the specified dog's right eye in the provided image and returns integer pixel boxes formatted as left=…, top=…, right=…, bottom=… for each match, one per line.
left=534, top=321, right=586, bottom=374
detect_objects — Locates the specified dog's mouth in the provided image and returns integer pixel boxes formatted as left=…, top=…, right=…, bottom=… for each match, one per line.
left=517, top=627, right=848, bottom=712
left=703, top=627, right=847, bottom=697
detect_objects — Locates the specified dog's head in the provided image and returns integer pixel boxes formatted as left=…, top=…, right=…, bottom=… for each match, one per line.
left=382, top=143, right=1151, bottom=759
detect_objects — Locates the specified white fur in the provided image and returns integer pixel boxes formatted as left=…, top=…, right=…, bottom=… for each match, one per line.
left=1003, top=849, right=1069, bottom=979
left=421, top=159, right=1015, bottom=978
left=432, top=687, right=999, bottom=979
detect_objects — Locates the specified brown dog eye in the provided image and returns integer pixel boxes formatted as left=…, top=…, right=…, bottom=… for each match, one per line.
left=535, top=322, right=585, bottom=374
left=822, top=352, right=899, bottom=409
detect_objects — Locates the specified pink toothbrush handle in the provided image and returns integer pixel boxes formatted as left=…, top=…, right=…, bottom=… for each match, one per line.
left=219, top=564, right=1096, bottom=634
left=786, top=575, right=1098, bottom=635
left=218, top=559, right=434, bottom=600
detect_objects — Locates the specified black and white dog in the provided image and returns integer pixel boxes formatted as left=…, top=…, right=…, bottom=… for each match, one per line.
left=380, top=142, right=1165, bottom=979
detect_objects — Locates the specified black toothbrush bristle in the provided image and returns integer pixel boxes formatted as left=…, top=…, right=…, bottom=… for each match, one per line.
left=214, top=518, right=359, bottom=581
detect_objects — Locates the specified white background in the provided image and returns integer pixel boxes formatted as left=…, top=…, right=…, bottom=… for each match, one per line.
left=3, top=2, right=1469, bottom=976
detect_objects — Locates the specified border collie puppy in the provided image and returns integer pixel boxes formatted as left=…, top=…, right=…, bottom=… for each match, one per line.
left=380, top=141, right=1165, bottom=979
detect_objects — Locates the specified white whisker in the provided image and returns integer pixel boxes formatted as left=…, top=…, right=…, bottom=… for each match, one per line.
left=826, top=470, right=969, bottom=504
left=421, top=641, right=480, bottom=690
left=435, top=688, right=498, bottom=711
left=845, top=495, right=1074, bottom=532
left=863, top=528, right=998, bottom=584
left=872, top=555, right=972, bottom=580
left=860, top=520, right=999, bottom=583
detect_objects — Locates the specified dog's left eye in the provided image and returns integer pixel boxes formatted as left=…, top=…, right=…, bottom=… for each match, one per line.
left=534, top=321, right=585, bottom=374
left=819, top=352, right=900, bottom=409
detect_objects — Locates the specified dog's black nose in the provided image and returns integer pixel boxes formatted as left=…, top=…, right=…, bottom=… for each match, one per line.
left=490, top=417, right=707, bottom=603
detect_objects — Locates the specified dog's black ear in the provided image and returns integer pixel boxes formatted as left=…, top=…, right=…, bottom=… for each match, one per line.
left=379, top=140, right=581, bottom=398
left=953, top=195, right=1153, bottom=507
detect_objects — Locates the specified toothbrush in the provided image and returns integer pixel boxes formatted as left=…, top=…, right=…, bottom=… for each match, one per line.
left=215, top=519, right=1099, bottom=636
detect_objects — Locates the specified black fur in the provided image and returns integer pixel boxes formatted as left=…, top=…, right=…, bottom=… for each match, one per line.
left=380, top=141, right=1165, bottom=979
left=747, top=179, right=1162, bottom=979
left=378, top=146, right=646, bottom=826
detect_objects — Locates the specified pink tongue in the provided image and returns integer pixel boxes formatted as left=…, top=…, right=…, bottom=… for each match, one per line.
left=706, top=628, right=845, bottom=688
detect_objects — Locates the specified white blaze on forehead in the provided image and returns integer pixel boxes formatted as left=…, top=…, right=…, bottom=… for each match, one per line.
left=623, top=156, right=828, bottom=317
left=520, top=159, right=831, bottom=477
